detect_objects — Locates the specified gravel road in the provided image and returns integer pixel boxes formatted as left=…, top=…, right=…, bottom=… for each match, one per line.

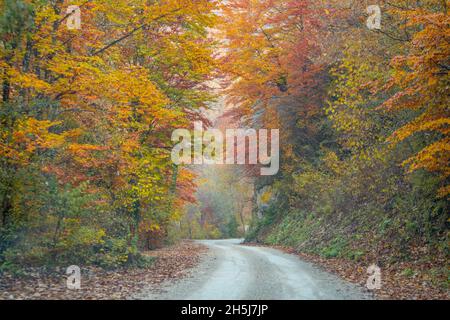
left=135, top=239, right=373, bottom=300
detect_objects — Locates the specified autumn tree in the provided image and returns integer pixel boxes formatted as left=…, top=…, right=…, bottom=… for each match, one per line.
left=0, top=0, right=218, bottom=268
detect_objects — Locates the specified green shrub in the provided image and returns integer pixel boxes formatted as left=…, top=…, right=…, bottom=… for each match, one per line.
left=320, top=237, right=348, bottom=259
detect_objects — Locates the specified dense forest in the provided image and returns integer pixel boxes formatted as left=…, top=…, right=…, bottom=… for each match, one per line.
left=0, top=0, right=448, bottom=295
left=218, top=0, right=449, bottom=294
left=0, top=0, right=219, bottom=270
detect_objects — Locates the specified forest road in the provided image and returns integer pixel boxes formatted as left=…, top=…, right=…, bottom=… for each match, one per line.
left=135, top=239, right=373, bottom=300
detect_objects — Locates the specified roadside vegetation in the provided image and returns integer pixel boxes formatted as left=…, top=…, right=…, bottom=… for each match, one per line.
left=218, top=0, right=449, bottom=297
left=0, top=0, right=448, bottom=300
left=0, top=0, right=218, bottom=272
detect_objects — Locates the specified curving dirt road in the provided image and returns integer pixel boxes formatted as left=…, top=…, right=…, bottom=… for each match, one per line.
left=136, top=239, right=373, bottom=300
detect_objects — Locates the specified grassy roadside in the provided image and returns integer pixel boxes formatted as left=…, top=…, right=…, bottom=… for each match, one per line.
left=0, top=241, right=207, bottom=300
left=245, top=241, right=448, bottom=300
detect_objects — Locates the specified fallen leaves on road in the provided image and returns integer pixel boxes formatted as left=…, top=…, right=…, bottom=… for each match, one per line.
left=246, top=243, right=449, bottom=300
left=0, top=241, right=207, bottom=300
